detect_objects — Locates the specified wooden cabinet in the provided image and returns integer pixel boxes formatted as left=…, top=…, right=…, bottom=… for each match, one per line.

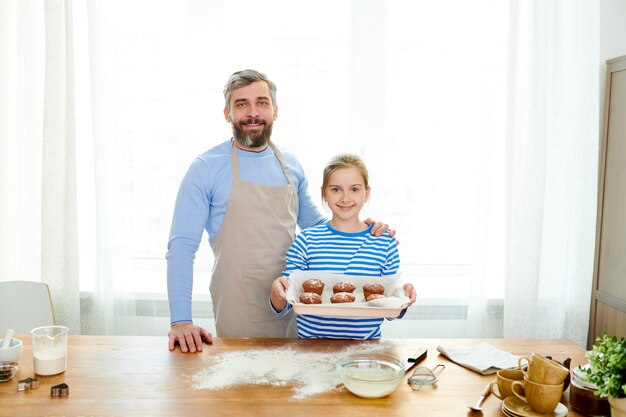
left=589, top=55, right=626, bottom=348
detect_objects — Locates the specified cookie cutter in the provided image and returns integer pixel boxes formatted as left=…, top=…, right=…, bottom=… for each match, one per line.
left=17, top=377, right=40, bottom=391
left=51, top=383, right=69, bottom=397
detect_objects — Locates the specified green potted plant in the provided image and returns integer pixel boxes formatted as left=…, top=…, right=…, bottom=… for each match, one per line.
left=582, top=333, right=626, bottom=417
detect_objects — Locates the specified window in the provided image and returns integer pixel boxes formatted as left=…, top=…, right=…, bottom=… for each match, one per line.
left=76, top=0, right=507, bottom=305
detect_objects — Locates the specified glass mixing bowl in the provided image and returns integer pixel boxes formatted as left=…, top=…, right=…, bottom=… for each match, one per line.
left=337, top=353, right=405, bottom=398
left=0, top=361, right=19, bottom=382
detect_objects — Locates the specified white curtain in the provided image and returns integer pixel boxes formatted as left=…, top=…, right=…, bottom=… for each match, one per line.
left=504, top=0, right=599, bottom=346
left=0, top=0, right=81, bottom=333
left=0, top=0, right=600, bottom=345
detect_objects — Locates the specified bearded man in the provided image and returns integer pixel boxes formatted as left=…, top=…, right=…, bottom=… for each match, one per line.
left=166, top=69, right=391, bottom=352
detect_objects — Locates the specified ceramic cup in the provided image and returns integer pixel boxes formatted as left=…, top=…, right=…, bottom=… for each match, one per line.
left=512, top=377, right=564, bottom=414
left=490, top=368, right=525, bottom=400
left=518, top=353, right=569, bottom=385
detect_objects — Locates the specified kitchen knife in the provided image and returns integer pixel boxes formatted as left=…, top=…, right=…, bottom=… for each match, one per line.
left=405, top=347, right=428, bottom=374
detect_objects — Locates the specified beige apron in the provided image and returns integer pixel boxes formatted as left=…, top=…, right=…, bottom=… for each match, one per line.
left=209, top=141, right=298, bottom=337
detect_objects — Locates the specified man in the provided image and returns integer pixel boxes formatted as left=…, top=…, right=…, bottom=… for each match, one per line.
left=166, top=69, right=391, bottom=352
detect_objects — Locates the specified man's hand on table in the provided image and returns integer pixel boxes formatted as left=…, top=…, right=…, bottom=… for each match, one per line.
left=169, top=322, right=213, bottom=353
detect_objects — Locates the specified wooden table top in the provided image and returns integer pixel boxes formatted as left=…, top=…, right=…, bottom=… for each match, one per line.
left=0, top=336, right=589, bottom=417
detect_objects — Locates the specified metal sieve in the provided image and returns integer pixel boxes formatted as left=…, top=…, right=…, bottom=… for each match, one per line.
left=407, top=364, right=445, bottom=391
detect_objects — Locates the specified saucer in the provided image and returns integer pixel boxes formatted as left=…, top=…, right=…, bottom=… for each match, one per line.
left=502, top=407, right=518, bottom=417
left=502, top=396, right=568, bottom=417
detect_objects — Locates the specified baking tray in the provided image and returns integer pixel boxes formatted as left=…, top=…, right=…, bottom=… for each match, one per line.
left=286, top=270, right=409, bottom=318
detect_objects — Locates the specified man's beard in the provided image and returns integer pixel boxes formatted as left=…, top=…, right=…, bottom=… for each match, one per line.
left=232, top=118, right=273, bottom=149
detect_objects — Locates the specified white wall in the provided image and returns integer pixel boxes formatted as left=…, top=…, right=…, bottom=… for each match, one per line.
left=600, top=0, right=626, bottom=63
left=600, top=0, right=626, bottom=121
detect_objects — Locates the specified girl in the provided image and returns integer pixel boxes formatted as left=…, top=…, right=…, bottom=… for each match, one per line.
left=270, top=153, right=416, bottom=339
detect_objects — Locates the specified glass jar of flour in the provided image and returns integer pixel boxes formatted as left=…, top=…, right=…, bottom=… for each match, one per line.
left=30, top=326, right=69, bottom=376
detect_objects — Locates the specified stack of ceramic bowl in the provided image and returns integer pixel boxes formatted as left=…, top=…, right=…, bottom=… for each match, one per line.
left=570, top=365, right=610, bottom=417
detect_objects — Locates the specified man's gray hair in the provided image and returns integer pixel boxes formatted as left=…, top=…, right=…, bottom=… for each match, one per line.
left=223, top=69, right=277, bottom=110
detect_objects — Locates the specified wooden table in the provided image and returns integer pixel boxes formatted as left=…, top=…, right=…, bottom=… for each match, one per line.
left=0, top=336, right=588, bottom=417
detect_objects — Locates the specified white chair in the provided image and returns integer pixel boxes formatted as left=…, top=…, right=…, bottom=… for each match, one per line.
left=0, top=281, right=56, bottom=334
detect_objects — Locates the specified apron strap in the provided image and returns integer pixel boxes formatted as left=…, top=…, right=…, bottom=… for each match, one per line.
left=230, top=140, right=296, bottom=188
left=230, top=141, right=241, bottom=181
left=268, top=141, right=296, bottom=189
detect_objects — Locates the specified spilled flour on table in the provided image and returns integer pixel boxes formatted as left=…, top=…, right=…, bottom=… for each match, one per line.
left=191, top=340, right=402, bottom=398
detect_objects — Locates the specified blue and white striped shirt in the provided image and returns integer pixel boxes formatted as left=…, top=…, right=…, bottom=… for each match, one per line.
left=276, top=223, right=400, bottom=339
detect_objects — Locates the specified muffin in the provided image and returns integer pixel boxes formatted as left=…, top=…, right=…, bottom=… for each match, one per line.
left=332, top=282, right=356, bottom=294
left=302, top=279, right=325, bottom=295
left=363, top=283, right=385, bottom=299
left=366, top=293, right=386, bottom=302
left=299, top=292, right=322, bottom=304
left=330, top=292, right=356, bottom=303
